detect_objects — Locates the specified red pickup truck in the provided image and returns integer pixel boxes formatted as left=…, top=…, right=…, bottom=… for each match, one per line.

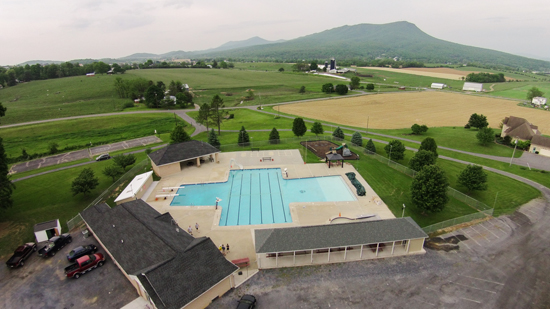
left=64, top=253, right=105, bottom=279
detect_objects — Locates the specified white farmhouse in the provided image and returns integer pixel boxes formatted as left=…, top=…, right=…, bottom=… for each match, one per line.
left=462, top=82, right=483, bottom=92
left=532, top=97, right=547, bottom=106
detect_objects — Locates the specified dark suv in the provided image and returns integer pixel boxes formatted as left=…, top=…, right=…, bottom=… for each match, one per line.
left=95, top=154, right=111, bottom=161
left=67, top=244, right=98, bottom=263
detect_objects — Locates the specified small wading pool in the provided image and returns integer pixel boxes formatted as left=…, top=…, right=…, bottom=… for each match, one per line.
left=170, top=168, right=357, bottom=226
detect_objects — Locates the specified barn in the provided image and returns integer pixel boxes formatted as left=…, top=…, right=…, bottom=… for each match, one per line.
left=462, top=82, right=483, bottom=92
left=431, top=83, right=447, bottom=89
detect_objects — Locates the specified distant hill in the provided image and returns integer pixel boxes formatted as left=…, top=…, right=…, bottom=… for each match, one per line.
left=196, top=22, right=550, bottom=71
left=18, top=60, right=64, bottom=66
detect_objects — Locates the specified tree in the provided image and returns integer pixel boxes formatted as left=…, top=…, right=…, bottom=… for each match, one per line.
left=351, top=132, right=363, bottom=146
left=71, top=168, right=99, bottom=196
left=212, top=60, right=218, bottom=68
left=335, top=84, right=348, bottom=95
left=311, top=121, right=324, bottom=138
left=366, top=83, right=375, bottom=91
left=299, top=86, right=306, bottom=94
left=331, top=127, right=344, bottom=140
left=269, top=127, right=280, bottom=144
left=102, top=165, right=124, bottom=182
left=365, top=139, right=376, bottom=153
left=411, top=124, right=428, bottom=135
left=170, top=125, right=191, bottom=144
left=476, top=127, right=494, bottom=145
left=246, top=89, right=255, bottom=101
left=526, top=87, right=544, bottom=101
left=209, top=95, right=228, bottom=135
left=322, top=83, right=334, bottom=93
left=278, top=68, right=284, bottom=72
left=207, top=128, right=220, bottom=149
left=196, top=103, right=211, bottom=130
left=145, top=85, right=164, bottom=108
left=467, top=113, right=488, bottom=129
left=0, top=102, right=6, bottom=121
left=0, top=137, right=15, bottom=209
left=176, top=92, right=193, bottom=108
left=113, top=153, right=137, bottom=171
left=419, top=137, right=438, bottom=157
left=458, top=165, right=488, bottom=194
left=220, top=61, right=228, bottom=69
left=409, top=150, right=436, bottom=172
left=238, top=126, right=250, bottom=146
left=310, top=61, right=318, bottom=71
left=48, top=142, right=59, bottom=154
left=384, top=140, right=406, bottom=161
left=350, top=77, right=360, bottom=90
left=411, top=165, right=449, bottom=214
left=292, top=118, right=307, bottom=137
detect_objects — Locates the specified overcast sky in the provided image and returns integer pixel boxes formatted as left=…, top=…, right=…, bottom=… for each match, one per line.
left=1, top=0, right=549, bottom=65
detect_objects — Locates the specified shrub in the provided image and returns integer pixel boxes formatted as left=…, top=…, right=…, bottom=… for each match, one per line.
left=123, top=102, right=135, bottom=109
left=366, top=83, right=375, bottom=91
left=228, top=114, right=234, bottom=119
left=335, top=84, right=348, bottom=95
left=464, top=123, right=471, bottom=129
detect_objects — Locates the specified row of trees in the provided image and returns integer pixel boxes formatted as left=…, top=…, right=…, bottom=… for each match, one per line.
left=196, top=95, right=228, bottom=135
left=465, top=72, right=506, bottom=83
left=0, top=102, right=15, bottom=209
left=0, top=62, right=127, bottom=87
left=114, top=78, right=193, bottom=108
left=321, top=83, right=349, bottom=95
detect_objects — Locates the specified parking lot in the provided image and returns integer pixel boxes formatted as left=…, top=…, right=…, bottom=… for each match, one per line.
left=0, top=231, right=137, bottom=308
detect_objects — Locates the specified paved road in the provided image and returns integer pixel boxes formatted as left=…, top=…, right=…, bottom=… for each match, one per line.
left=9, top=136, right=162, bottom=174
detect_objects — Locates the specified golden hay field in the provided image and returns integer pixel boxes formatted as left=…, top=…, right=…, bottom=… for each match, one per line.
left=360, top=67, right=466, bottom=80
left=279, top=92, right=550, bottom=133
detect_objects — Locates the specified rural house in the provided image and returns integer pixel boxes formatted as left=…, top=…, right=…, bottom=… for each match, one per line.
left=501, top=116, right=541, bottom=142
left=529, top=135, right=550, bottom=157
left=532, top=97, right=547, bottom=106
left=81, top=200, right=239, bottom=309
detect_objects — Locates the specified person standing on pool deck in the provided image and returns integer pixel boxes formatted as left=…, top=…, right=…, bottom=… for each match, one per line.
left=195, top=222, right=199, bottom=233
left=187, top=226, right=193, bottom=235
left=226, top=244, right=230, bottom=253
left=222, top=244, right=226, bottom=255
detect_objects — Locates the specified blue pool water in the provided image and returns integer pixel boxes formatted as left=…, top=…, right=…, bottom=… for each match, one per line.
left=170, top=168, right=356, bottom=226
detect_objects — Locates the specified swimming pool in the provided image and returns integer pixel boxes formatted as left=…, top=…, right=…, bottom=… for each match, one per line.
left=170, top=168, right=357, bottom=226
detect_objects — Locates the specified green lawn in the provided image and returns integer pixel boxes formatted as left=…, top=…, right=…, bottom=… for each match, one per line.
left=488, top=83, right=550, bottom=100
left=1, top=113, right=189, bottom=159
left=0, top=153, right=151, bottom=257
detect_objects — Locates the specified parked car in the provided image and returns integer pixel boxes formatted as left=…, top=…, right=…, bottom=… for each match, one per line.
left=65, top=253, right=105, bottom=279
left=6, top=243, right=37, bottom=268
left=95, top=154, right=111, bottom=161
left=67, top=244, right=98, bottom=263
left=236, top=294, right=257, bottom=309
left=37, top=233, right=72, bottom=257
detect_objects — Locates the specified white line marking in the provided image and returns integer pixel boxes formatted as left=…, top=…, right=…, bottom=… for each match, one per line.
left=459, top=274, right=505, bottom=286
left=470, top=225, right=491, bottom=243
left=460, top=229, right=483, bottom=247
left=479, top=223, right=499, bottom=239
left=460, top=297, right=481, bottom=304
left=448, top=281, right=497, bottom=294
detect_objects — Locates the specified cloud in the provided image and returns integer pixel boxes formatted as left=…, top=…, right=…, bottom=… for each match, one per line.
left=163, top=0, right=193, bottom=9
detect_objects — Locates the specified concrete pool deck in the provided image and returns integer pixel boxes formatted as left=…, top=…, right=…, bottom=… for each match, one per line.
left=144, top=149, right=395, bottom=285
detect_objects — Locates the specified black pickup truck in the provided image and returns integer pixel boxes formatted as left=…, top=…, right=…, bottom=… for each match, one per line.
left=38, top=233, right=72, bottom=257
left=6, top=243, right=37, bottom=268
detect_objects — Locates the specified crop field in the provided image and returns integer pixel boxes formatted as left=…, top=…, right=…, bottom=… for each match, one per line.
left=354, top=67, right=465, bottom=89
left=489, top=83, right=550, bottom=100
left=360, top=66, right=468, bottom=80
left=278, top=92, right=550, bottom=133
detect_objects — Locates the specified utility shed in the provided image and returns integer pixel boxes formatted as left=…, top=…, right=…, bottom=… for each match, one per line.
left=34, top=219, right=61, bottom=243
left=114, top=171, right=154, bottom=205
left=431, top=83, right=447, bottom=89
left=255, top=217, right=427, bottom=269
left=462, top=82, right=483, bottom=92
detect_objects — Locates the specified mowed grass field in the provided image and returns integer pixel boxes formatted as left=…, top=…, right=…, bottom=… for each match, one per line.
left=0, top=68, right=344, bottom=125
left=278, top=91, right=550, bottom=133
left=1, top=113, right=188, bottom=158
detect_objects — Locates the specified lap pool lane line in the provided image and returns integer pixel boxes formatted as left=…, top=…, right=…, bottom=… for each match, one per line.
left=275, top=171, right=287, bottom=223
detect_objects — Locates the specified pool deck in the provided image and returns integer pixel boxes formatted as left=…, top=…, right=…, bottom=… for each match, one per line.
left=145, top=149, right=395, bottom=286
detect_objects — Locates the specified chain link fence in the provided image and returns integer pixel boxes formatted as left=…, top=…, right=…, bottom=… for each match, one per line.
left=67, top=159, right=150, bottom=231
left=421, top=209, right=493, bottom=234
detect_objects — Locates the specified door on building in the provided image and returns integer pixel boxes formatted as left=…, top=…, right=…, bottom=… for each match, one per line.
left=46, top=228, right=56, bottom=239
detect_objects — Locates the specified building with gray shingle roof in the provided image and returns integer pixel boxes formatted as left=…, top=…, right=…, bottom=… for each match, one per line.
left=148, top=140, right=221, bottom=177
left=530, top=135, right=550, bottom=157
left=81, top=200, right=238, bottom=309
left=501, top=116, right=541, bottom=141
left=254, top=218, right=428, bottom=269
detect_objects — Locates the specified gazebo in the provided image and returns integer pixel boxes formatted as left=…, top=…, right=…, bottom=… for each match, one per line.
left=326, top=153, right=344, bottom=168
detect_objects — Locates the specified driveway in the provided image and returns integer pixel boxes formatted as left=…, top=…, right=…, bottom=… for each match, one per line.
left=0, top=231, right=137, bottom=309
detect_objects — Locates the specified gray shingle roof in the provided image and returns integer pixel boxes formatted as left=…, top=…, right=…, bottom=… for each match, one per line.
left=34, top=219, right=58, bottom=232
left=81, top=200, right=237, bottom=309
left=326, top=153, right=344, bottom=161
left=531, top=135, right=550, bottom=148
left=148, top=140, right=220, bottom=166
left=255, top=218, right=427, bottom=253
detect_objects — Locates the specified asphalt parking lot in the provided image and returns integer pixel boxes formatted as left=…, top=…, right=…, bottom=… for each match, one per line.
left=0, top=231, right=137, bottom=309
